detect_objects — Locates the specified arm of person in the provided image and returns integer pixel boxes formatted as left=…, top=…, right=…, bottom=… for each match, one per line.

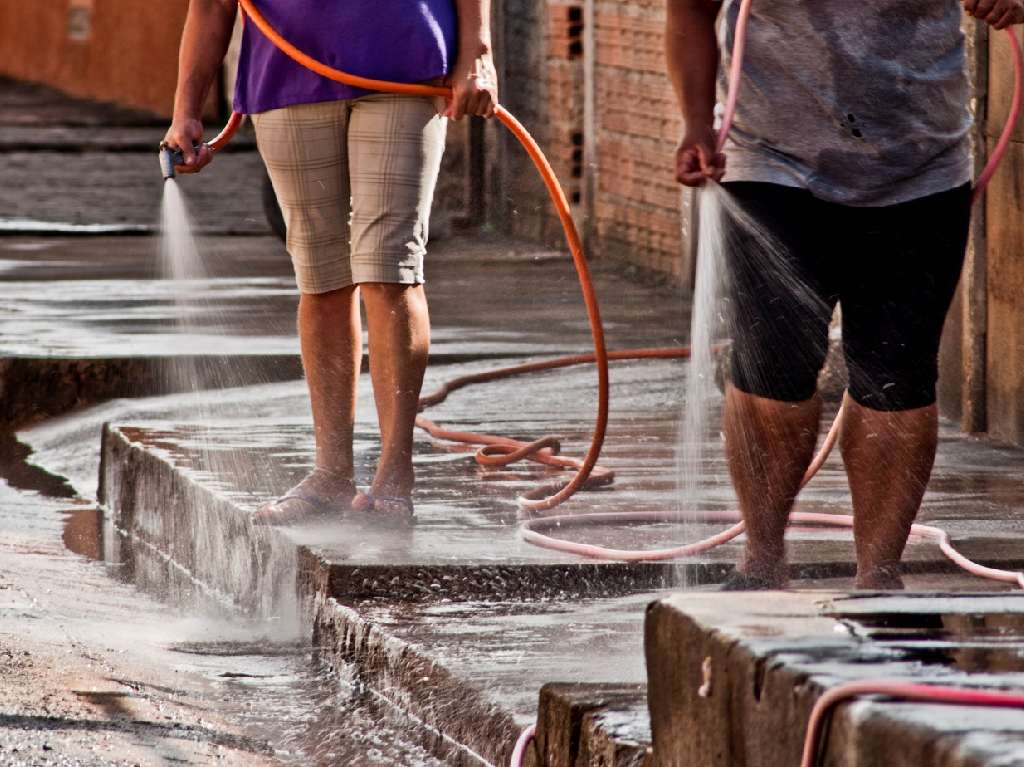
left=666, top=0, right=725, bottom=187
left=963, top=0, right=1024, bottom=30
left=162, top=0, right=238, bottom=174
left=446, top=0, right=499, bottom=119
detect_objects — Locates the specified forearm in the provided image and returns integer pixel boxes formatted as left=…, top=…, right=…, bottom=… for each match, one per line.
left=173, top=0, right=238, bottom=121
left=665, top=0, right=720, bottom=134
left=455, top=0, right=492, bottom=61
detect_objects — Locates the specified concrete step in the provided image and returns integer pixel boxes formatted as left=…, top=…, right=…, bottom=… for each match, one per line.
left=97, top=423, right=663, bottom=765
left=645, top=591, right=1024, bottom=767
left=528, top=683, right=652, bottom=767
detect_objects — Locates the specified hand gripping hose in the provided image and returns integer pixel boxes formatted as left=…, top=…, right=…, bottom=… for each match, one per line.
left=190, top=6, right=1024, bottom=764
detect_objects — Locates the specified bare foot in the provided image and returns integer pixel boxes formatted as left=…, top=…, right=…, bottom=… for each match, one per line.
left=368, top=461, right=415, bottom=503
left=351, top=491, right=414, bottom=526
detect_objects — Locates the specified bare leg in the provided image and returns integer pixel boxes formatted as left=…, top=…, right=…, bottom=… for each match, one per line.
left=300, top=286, right=362, bottom=475
left=297, top=286, right=362, bottom=499
left=841, top=395, right=937, bottom=590
left=258, top=286, right=361, bottom=519
left=724, top=385, right=821, bottom=588
left=360, top=283, right=430, bottom=501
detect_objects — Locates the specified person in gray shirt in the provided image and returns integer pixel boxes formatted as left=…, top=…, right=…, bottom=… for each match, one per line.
left=666, top=0, right=1023, bottom=590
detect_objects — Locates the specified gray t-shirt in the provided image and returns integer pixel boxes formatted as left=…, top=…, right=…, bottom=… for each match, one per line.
left=718, top=0, right=973, bottom=206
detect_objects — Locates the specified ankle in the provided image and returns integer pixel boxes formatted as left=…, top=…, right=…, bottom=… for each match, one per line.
left=855, top=563, right=905, bottom=590
left=312, top=464, right=354, bottom=481
left=370, top=466, right=414, bottom=498
left=370, top=479, right=414, bottom=498
left=739, top=548, right=788, bottom=587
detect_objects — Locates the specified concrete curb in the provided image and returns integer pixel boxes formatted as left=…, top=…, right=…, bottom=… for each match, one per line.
left=645, top=591, right=1024, bottom=767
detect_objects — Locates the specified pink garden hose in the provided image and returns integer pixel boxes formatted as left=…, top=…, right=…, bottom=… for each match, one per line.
left=800, top=681, right=1024, bottom=767
left=513, top=7, right=1024, bottom=582
left=507, top=4, right=1024, bottom=765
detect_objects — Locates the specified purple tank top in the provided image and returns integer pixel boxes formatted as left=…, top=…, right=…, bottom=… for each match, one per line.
left=234, top=1, right=458, bottom=114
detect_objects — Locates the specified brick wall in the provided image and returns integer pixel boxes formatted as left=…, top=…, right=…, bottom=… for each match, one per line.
left=494, top=0, right=694, bottom=284
left=592, top=1, right=691, bottom=281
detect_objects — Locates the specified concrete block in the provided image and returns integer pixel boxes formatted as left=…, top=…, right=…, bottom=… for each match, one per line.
left=645, top=592, right=1024, bottom=767
left=535, top=683, right=650, bottom=767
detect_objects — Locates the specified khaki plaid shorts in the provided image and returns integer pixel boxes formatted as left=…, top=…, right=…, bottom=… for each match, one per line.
left=252, top=95, right=446, bottom=294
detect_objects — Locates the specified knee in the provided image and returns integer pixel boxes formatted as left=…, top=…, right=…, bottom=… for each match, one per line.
left=301, top=285, right=358, bottom=305
left=846, top=357, right=938, bottom=412
left=360, top=281, right=427, bottom=309
left=730, top=334, right=829, bottom=402
left=359, top=282, right=408, bottom=299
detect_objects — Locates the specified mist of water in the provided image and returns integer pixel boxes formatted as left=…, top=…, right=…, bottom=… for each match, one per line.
left=676, top=186, right=727, bottom=514
left=155, top=179, right=296, bottom=621
left=159, top=180, right=284, bottom=491
left=674, top=182, right=834, bottom=587
left=672, top=186, right=728, bottom=588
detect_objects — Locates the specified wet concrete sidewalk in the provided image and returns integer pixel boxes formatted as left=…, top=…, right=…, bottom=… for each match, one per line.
left=13, top=240, right=1024, bottom=765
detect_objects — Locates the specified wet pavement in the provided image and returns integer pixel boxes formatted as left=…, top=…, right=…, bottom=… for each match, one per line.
left=5, top=75, right=1024, bottom=766
left=0, top=458, right=464, bottom=765
left=0, top=232, right=685, bottom=360
left=71, top=363, right=1024, bottom=577
left=75, top=353, right=1024, bottom=765
left=0, top=76, right=264, bottom=235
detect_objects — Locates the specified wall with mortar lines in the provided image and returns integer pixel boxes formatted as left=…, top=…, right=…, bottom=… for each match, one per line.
left=494, top=0, right=694, bottom=285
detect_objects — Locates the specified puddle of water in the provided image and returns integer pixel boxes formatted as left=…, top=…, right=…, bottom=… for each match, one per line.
left=845, top=610, right=1024, bottom=673
left=0, top=431, right=76, bottom=498
left=61, top=504, right=105, bottom=561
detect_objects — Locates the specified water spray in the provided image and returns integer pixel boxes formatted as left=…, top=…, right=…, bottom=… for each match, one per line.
left=160, top=1, right=1024, bottom=763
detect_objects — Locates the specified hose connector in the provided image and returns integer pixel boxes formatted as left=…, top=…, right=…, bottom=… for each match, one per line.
left=158, top=142, right=203, bottom=181
left=158, top=143, right=184, bottom=181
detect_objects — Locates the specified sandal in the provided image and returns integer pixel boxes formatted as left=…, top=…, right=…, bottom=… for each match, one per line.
left=351, top=491, right=415, bottom=526
left=254, top=468, right=356, bottom=525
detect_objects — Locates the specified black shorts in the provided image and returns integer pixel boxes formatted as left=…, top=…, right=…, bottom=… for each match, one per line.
left=722, top=181, right=972, bottom=411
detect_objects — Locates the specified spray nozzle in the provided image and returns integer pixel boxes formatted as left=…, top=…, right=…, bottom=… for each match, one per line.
left=158, top=142, right=203, bottom=181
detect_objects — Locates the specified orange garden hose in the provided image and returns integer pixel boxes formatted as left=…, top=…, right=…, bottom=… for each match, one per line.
left=222, top=0, right=618, bottom=514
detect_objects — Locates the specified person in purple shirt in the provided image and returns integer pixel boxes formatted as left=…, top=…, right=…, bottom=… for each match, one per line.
left=163, top=1, right=497, bottom=523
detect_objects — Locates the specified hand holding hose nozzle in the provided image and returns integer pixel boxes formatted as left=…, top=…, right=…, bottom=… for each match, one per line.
left=159, top=113, right=243, bottom=180
left=158, top=140, right=210, bottom=181
left=159, top=116, right=213, bottom=180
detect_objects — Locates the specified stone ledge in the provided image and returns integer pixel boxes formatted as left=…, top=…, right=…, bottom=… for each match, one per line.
left=99, top=423, right=300, bottom=618
left=98, top=423, right=722, bottom=606
left=313, top=594, right=519, bottom=766
left=645, top=591, right=1024, bottom=767
left=530, top=683, right=652, bottom=767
